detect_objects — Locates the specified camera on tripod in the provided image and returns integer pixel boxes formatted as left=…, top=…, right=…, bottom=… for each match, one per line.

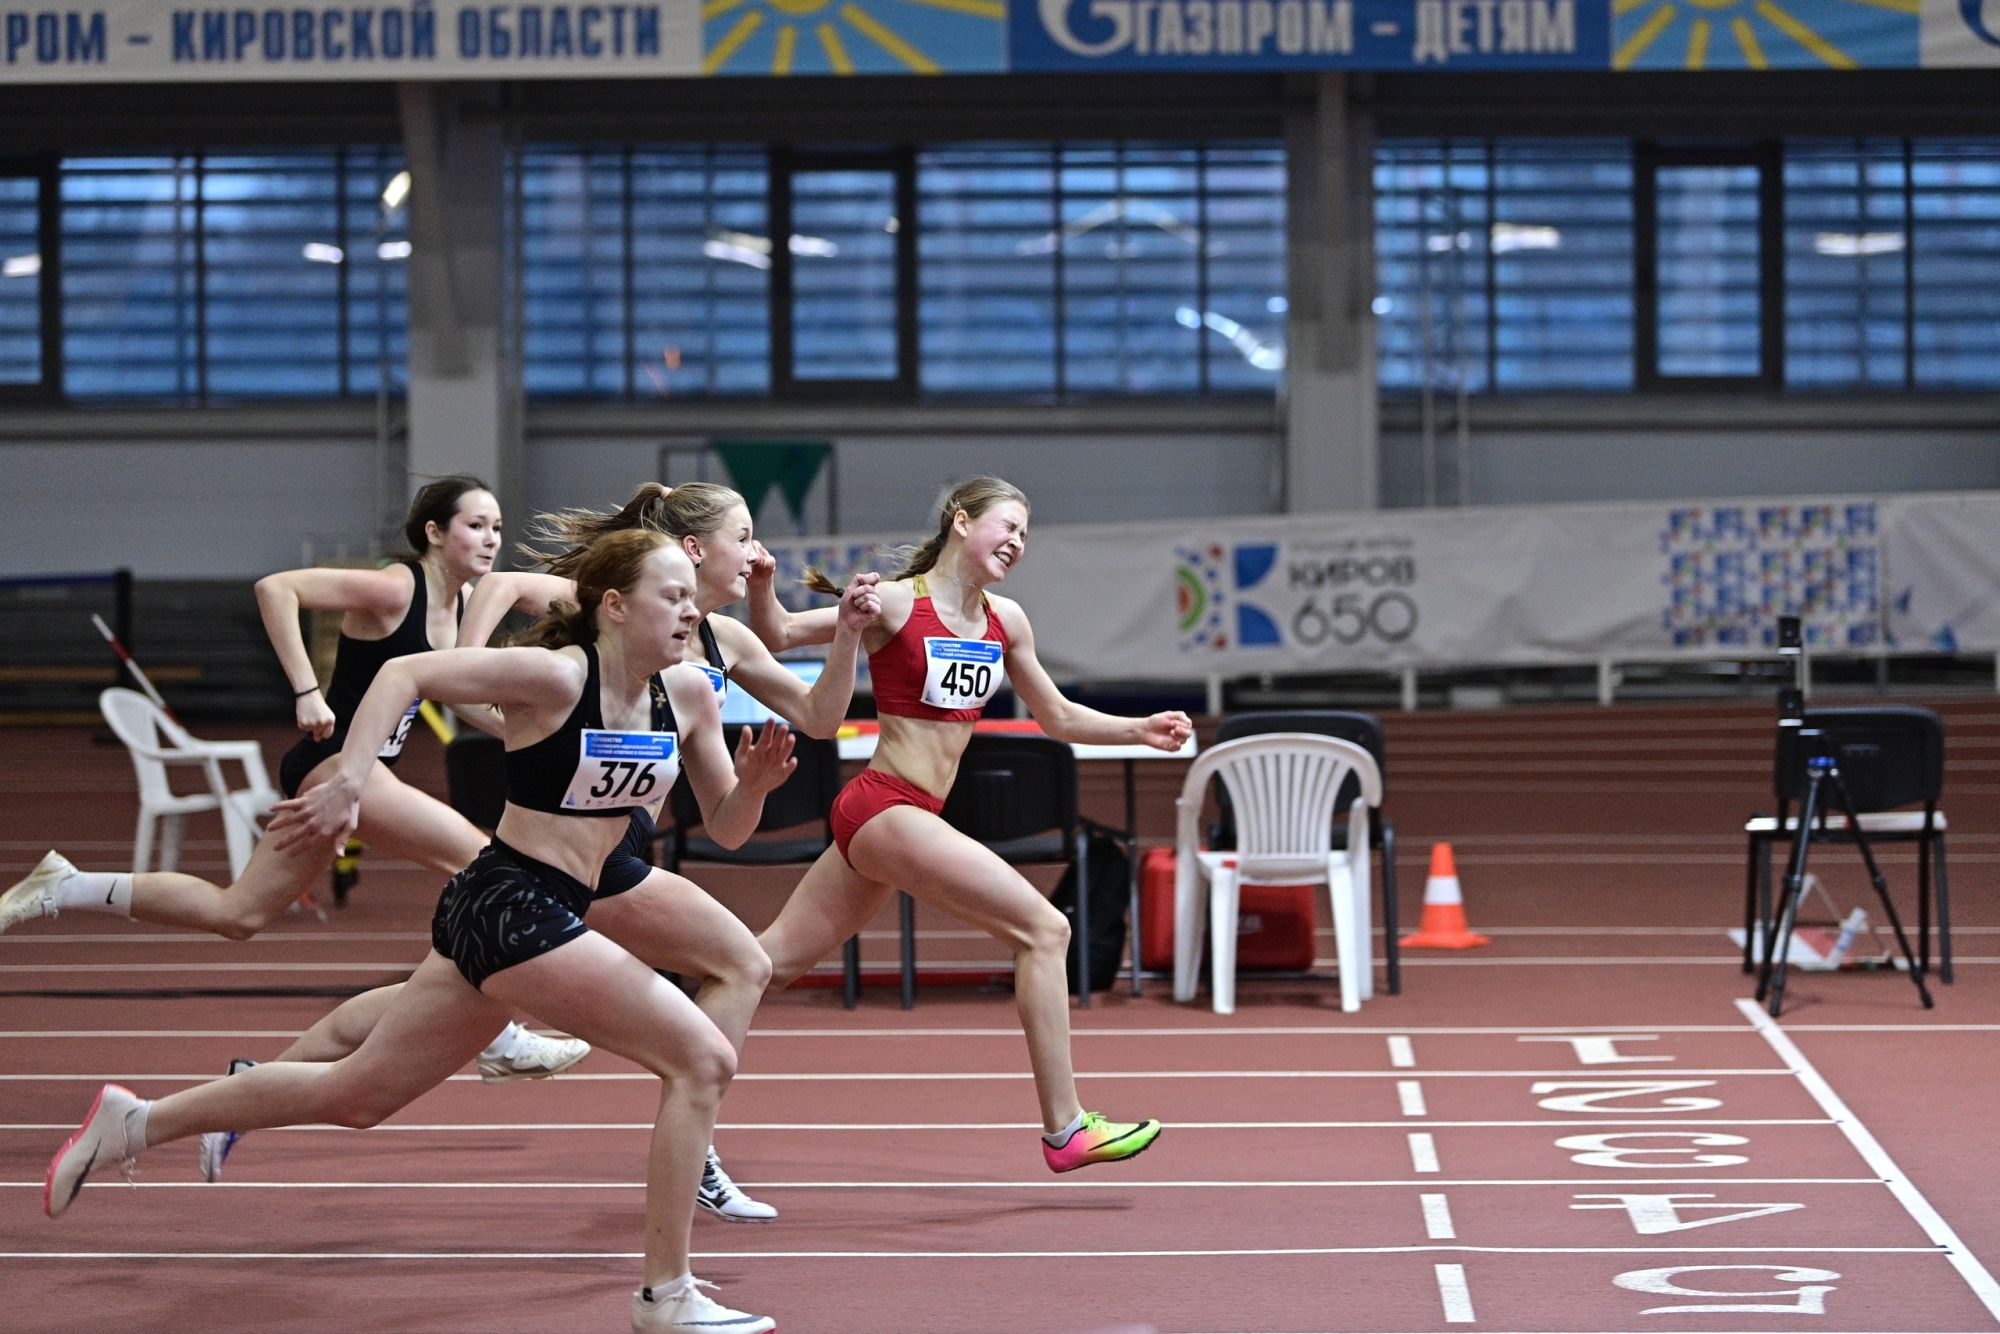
left=1754, top=612, right=1934, bottom=1015
left=1775, top=614, right=1805, bottom=731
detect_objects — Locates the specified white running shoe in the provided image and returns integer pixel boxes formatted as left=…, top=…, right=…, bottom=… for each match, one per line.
left=476, top=1027, right=591, bottom=1082
left=630, top=1277, right=774, bottom=1334
left=45, top=1083, right=142, bottom=1219
left=697, top=1145, right=778, bottom=1222
left=198, top=1058, right=257, bottom=1183
left=0, top=850, right=72, bottom=935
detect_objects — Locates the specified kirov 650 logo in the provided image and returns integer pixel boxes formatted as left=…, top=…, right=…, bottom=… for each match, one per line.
left=1179, top=541, right=1418, bottom=652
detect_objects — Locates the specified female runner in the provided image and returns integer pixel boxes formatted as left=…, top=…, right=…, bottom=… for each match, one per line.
left=0, top=476, right=585, bottom=1082
left=202, top=482, right=880, bottom=1217
left=44, top=528, right=792, bottom=1334
left=754, top=477, right=1191, bottom=1170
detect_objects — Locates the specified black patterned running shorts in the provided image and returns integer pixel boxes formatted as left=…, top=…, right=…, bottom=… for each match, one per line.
left=592, top=808, right=657, bottom=902
left=431, top=841, right=592, bottom=990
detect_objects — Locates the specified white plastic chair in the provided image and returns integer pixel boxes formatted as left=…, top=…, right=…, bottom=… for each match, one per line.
left=1172, top=733, right=1381, bottom=1014
left=97, top=688, right=277, bottom=878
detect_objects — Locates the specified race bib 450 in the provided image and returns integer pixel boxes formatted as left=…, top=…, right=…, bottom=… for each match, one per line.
left=921, top=638, right=1005, bottom=712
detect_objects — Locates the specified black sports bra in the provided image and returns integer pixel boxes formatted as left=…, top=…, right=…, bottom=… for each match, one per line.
left=504, top=643, right=680, bottom=818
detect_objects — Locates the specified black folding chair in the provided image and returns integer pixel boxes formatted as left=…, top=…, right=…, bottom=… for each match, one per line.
left=664, top=727, right=864, bottom=1007
left=1211, top=710, right=1401, bottom=995
left=1743, top=705, right=1952, bottom=983
left=931, top=733, right=1130, bottom=1010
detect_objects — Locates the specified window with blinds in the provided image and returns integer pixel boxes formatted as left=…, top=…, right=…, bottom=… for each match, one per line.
left=518, top=145, right=771, bottom=399
left=915, top=140, right=1284, bottom=397
left=56, top=148, right=406, bottom=403
left=0, top=172, right=42, bottom=389
left=1910, top=139, right=2000, bottom=390
left=1785, top=140, right=1910, bottom=390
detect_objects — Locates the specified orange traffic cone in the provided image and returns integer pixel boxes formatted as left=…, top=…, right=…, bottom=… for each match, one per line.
left=1400, top=842, right=1490, bottom=949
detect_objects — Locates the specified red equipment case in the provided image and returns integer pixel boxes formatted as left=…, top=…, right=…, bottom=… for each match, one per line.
left=1138, top=846, right=1318, bottom=973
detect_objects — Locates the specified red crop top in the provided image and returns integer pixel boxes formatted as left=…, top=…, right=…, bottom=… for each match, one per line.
left=870, top=575, right=1011, bottom=723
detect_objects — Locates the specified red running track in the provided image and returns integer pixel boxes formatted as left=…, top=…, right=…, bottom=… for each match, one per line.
left=1, top=699, right=1997, bottom=1332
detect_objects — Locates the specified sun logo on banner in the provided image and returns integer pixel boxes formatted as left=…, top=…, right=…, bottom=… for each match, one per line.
left=703, top=0, right=1005, bottom=75
left=1613, top=0, right=1918, bottom=69
left=1177, top=545, right=1230, bottom=652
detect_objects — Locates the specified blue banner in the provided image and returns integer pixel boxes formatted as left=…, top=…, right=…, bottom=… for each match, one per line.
left=1011, top=0, right=1609, bottom=70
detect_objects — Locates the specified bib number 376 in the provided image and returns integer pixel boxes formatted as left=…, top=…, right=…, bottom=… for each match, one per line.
left=561, top=729, right=677, bottom=811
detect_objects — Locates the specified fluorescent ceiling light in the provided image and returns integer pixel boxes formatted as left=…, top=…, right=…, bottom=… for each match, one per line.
left=704, top=238, right=771, bottom=270
left=1814, top=232, right=1904, bottom=257
left=377, top=240, right=412, bottom=260
left=1017, top=199, right=1201, bottom=256
left=1491, top=222, right=1561, bottom=253
left=1175, top=305, right=1285, bottom=372
left=2, top=253, right=38, bottom=278
left=703, top=229, right=837, bottom=268
left=302, top=242, right=345, bottom=264
left=1427, top=224, right=1564, bottom=254
left=381, top=171, right=411, bottom=210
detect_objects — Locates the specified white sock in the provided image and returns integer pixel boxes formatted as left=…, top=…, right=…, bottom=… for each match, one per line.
left=1044, top=1111, right=1086, bottom=1147
left=55, top=871, right=133, bottom=916
left=480, top=1022, right=525, bottom=1062
left=124, top=1098, right=153, bottom=1155
left=642, top=1273, right=697, bottom=1303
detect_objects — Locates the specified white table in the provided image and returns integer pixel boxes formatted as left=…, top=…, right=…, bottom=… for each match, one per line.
left=834, top=727, right=1197, bottom=1002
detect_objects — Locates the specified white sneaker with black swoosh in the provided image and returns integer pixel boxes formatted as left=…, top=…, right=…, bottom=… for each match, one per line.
left=697, top=1145, right=777, bottom=1222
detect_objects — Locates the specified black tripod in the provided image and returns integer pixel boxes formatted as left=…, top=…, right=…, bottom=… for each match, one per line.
left=1755, top=717, right=1934, bottom=1017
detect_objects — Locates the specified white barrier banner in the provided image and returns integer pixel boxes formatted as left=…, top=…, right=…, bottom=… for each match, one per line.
left=757, top=491, right=1991, bottom=683
left=1881, top=492, right=2000, bottom=653
left=0, top=2, right=698, bottom=83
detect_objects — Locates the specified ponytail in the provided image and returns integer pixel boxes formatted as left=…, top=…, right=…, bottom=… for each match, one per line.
left=513, top=528, right=673, bottom=650
left=805, top=476, right=1027, bottom=592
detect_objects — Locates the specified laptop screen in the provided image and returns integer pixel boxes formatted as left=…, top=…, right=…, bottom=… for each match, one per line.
left=717, top=659, right=825, bottom=727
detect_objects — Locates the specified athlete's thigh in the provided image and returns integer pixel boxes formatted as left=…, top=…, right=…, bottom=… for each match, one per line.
left=848, top=805, right=1055, bottom=941
left=353, top=765, right=488, bottom=874
left=227, top=814, right=340, bottom=903
left=759, top=843, right=895, bottom=976
left=481, top=930, right=722, bottom=1068
left=587, top=868, right=763, bottom=977
left=336, top=952, right=513, bottom=1101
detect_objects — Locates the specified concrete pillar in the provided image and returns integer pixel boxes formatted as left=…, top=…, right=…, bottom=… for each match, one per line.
left=397, top=83, right=522, bottom=536
left=1283, top=73, right=1378, bottom=515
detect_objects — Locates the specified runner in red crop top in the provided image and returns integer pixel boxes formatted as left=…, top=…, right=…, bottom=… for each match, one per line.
left=748, top=477, right=1194, bottom=1175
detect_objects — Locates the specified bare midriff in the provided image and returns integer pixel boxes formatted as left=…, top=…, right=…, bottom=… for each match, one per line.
left=869, top=713, right=978, bottom=800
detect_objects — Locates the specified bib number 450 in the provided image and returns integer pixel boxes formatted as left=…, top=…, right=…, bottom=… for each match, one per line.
left=589, top=760, right=658, bottom=801
left=938, top=661, right=993, bottom=699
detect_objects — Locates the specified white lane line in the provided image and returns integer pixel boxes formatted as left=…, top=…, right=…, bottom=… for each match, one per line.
left=0, top=932, right=425, bottom=944
left=1435, top=1263, right=1476, bottom=1322
left=0, top=1118, right=1842, bottom=1134
left=14, top=958, right=1940, bottom=974
left=0, top=1068, right=1798, bottom=1082
left=0, top=1176, right=1891, bottom=1191
left=1737, top=997, right=2000, bottom=1321
left=0, top=1246, right=1945, bottom=1260
left=0, top=1025, right=1776, bottom=1038
left=1387, top=1036, right=1416, bottom=1067
left=1398, top=1081, right=1429, bottom=1117
left=0, top=963, right=420, bottom=973
left=1420, top=1193, right=1457, bottom=1240
left=1408, top=1133, right=1440, bottom=1173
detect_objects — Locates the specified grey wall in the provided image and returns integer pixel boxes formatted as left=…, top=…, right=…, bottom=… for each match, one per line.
left=530, top=429, right=1284, bottom=540
left=3, top=434, right=382, bottom=578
